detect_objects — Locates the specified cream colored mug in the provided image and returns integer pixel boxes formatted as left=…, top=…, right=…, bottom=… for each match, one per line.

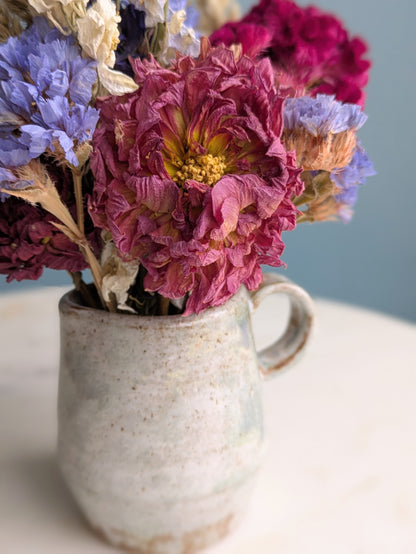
left=58, top=272, right=314, bottom=553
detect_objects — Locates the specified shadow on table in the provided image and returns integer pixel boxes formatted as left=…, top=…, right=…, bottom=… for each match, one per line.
left=3, top=453, right=94, bottom=538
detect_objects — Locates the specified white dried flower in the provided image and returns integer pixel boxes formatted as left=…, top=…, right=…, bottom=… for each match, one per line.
left=167, top=8, right=185, bottom=35
left=76, top=0, right=137, bottom=94
left=167, top=19, right=200, bottom=60
left=101, top=238, right=139, bottom=313
left=135, top=0, right=166, bottom=27
left=28, top=0, right=88, bottom=34
left=155, top=6, right=199, bottom=65
left=77, top=0, right=119, bottom=67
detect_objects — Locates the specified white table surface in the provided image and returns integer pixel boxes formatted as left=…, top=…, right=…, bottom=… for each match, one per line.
left=1, top=287, right=416, bottom=554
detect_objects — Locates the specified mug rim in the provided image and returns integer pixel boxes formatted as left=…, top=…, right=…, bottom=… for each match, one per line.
left=59, top=285, right=249, bottom=328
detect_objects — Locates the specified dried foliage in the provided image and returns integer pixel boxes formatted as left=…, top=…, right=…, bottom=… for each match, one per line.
left=0, top=0, right=32, bottom=42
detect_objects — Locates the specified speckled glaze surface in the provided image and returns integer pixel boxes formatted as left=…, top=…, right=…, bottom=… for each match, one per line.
left=57, top=275, right=314, bottom=554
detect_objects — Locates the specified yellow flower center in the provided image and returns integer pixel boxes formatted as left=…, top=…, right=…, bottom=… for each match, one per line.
left=111, top=35, right=120, bottom=51
left=173, top=154, right=226, bottom=187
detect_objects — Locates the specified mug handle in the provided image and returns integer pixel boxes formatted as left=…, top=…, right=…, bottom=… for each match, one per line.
left=249, top=272, right=314, bottom=378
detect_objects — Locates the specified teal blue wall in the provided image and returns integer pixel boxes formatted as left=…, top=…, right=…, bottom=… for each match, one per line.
left=1, top=0, right=415, bottom=322
left=238, top=0, right=416, bottom=321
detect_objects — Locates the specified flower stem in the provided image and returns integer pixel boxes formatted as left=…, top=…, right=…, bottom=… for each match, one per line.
left=158, top=294, right=170, bottom=316
left=3, top=161, right=116, bottom=312
left=71, top=167, right=84, bottom=235
left=67, top=271, right=99, bottom=309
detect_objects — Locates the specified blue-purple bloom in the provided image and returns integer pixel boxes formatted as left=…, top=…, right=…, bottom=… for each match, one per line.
left=20, top=97, right=100, bottom=166
left=284, top=94, right=367, bottom=136
left=0, top=16, right=99, bottom=176
left=0, top=168, right=17, bottom=202
left=331, top=143, right=376, bottom=209
left=282, top=93, right=368, bottom=172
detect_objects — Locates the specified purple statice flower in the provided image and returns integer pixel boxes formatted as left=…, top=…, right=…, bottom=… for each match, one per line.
left=284, top=94, right=367, bottom=136
left=115, top=4, right=147, bottom=77
left=0, top=167, right=33, bottom=202
left=0, top=141, right=32, bottom=174
left=0, top=168, right=17, bottom=202
left=166, top=0, right=200, bottom=59
left=20, top=98, right=100, bottom=166
left=282, top=94, right=368, bottom=172
left=0, top=16, right=99, bottom=174
left=331, top=143, right=376, bottom=212
left=294, top=143, right=375, bottom=223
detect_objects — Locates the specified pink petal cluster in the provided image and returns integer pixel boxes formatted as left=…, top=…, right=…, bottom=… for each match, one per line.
left=0, top=166, right=100, bottom=282
left=210, top=0, right=371, bottom=107
left=89, top=40, right=302, bottom=315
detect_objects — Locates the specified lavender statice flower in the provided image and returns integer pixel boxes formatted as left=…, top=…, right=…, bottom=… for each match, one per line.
left=331, top=143, right=376, bottom=217
left=296, top=143, right=375, bottom=223
left=283, top=94, right=368, bottom=172
left=0, top=168, right=17, bottom=202
left=284, top=94, right=367, bottom=136
left=0, top=16, right=99, bottom=175
left=20, top=97, right=100, bottom=165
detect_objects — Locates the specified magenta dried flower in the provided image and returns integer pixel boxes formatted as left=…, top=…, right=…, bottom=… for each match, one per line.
left=90, top=40, right=302, bottom=315
left=0, top=163, right=100, bottom=282
left=210, top=0, right=371, bottom=107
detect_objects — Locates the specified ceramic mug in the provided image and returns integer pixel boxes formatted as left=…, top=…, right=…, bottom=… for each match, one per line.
left=58, top=272, right=313, bottom=553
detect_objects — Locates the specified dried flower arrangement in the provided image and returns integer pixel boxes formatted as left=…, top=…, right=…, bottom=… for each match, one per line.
left=0, top=0, right=375, bottom=315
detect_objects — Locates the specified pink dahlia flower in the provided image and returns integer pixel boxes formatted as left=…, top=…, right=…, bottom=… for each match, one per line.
left=89, top=39, right=302, bottom=315
left=210, top=0, right=371, bottom=107
left=0, top=164, right=100, bottom=282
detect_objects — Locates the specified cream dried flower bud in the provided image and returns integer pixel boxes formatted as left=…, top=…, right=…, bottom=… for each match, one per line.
left=163, top=10, right=200, bottom=65
left=167, top=9, right=186, bottom=35
left=98, top=64, right=139, bottom=95
left=28, top=0, right=87, bottom=34
left=138, top=0, right=166, bottom=27
left=76, top=0, right=120, bottom=67
left=101, top=237, right=139, bottom=313
left=76, top=0, right=137, bottom=94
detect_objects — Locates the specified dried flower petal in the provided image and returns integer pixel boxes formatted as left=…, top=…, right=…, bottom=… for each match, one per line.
left=0, top=162, right=100, bottom=281
left=0, top=17, right=99, bottom=170
left=210, top=0, right=371, bottom=107
left=90, top=41, right=302, bottom=314
left=101, top=237, right=139, bottom=312
left=76, top=0, right=138, bottom=94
